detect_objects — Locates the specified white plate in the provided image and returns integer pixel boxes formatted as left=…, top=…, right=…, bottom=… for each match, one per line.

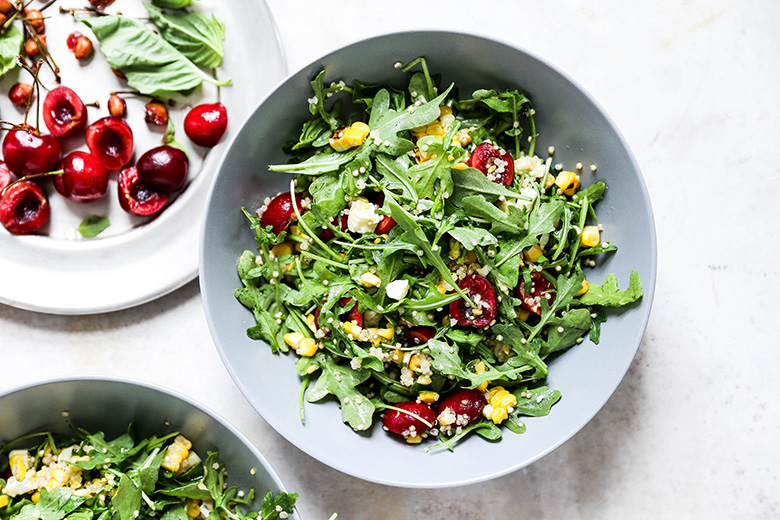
left=0, top=0, right=286, bottom=314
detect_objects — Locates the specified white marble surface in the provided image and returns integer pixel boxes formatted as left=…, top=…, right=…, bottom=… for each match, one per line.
left=2, top=0, right=780, bottom=518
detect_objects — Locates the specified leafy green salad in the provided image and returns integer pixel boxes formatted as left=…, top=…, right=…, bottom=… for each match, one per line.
left=0, top=427, right=296, bottom=520
left=236, top=58, right=643, bottom=449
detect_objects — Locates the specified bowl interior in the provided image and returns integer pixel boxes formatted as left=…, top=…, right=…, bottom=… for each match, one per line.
left=200, top=30, right=656, bottom=487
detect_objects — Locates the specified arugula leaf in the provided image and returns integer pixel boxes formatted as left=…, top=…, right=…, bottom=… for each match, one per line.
left=0, top=23, right=23, bottom=78
left=540, top=308, right=591, bottom=357
left=11, top=487, right=85, bottom=520
left=144, top=3, right=226, bottom=69
left=578, top=270, right=643, bottom=307
left=446, top=227, right=497, bottom=250
left=159, top=504, right=189, bottom=520
left=494, top=200, right=564, bottom=268
left=111, top=474, right=142, bottom=520
left=511, top=386, right=561, bottom=416
left=259, top=491, right=298, bottom=520
left=460, top=194, right=527, bottom=235
left=307, top=171, right=346, bottom=218
left=450, top=167, right=519, bottom=204
left=305, top=352, right=375, bottom=430
left=431, top=420, right=502, bottom=451
left=81, top=15, right=229, bottom=99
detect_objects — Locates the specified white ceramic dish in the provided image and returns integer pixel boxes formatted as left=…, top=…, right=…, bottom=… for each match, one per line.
left=0, top=0, right=286, bottom=314
left=200, top=30, right=657, bottom=488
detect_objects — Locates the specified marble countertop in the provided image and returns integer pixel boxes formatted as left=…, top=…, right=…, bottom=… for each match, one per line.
left=2, top=0, right=779, bottom=518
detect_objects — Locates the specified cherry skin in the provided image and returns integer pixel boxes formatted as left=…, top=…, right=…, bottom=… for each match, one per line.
left=184, top=102, right=228, bottom=147
left=382, top=401, right=436, bottom=440
left=118, top=166, right=169, bottom=216
left=136, top=145, right=189, bottom=194
left=317, top=214, right=348, bottom=242
left=436, top=389, right=486, bottom=426
left=86, top=117, right=134, bottom=170
left=0, top=162, right=11, bottom=193
left=53, top=151, right=108, bottom=203
left=2, top=128, right=62, bottom=175
left=515, top=271, right=555, bottom=315
left=43, top=86, right=88, bottom=138
left=467, top=141, right=515, bottom=185
left=261, top=192, right=303, bottom=235
left=448, top=274, right=498, bottom=328
left=0, top=180, right=50, bottom=234
left=374, top=215, right=396, bottom=235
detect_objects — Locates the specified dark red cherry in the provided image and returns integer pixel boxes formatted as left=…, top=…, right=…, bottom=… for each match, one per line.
left=86, top=117, right=134, bottom=170
left=183, top=102, right=228, bottom=147
left=0, top=162, right=11, bottom=193
left=382, top=401, right=436, bottom=440
left=2, top=128, right=61, bottom=175
left=317, top=214, right=348, bottom=242
left=404, top=326, right=436, bottom=346
left=136, top=145, right=188, bottom=194
left=374, top=215, right=396, bottom=235
left=467, top=141, right=514, bottom=185
left=43, top=86, right=88, bottom=138
left=53, top=151, right=108, bottom=203
left=117, top=166, right=169, bottom=216
left=0, top=180, right=50, bottom=234
left=515, top=271, right=555, bottom=315
left=261, top=192, right=303, bottom=235
left=436, top=389, right=486, bottom=426
left=448, top=274, right=498, bottom=328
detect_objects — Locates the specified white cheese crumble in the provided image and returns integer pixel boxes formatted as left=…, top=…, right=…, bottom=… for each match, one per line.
left=385, top=279, right=410, bottom=300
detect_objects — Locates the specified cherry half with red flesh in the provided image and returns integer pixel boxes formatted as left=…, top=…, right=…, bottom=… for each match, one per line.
left=118, top=166, right=169, bottom=216
left=404, top=326, right=436, bottom=347
left=136, top=145, right=189, bottom=194
left=53, top=151, right=108, bottom=203
left=436, top=389, right=486, bottom=427
left=467, top=141, right=515, bottom=185
left=382, top=401, right=436, bottom=440
left=374, top=215, right=396, bottom=235
left=43, top=86, right=87, bottom=138
left=2, top=128, right=61, bottom=175
left=184, top=102, right=228, bottom=147
left=448, top=274, right=498, bottom=328
left=86, top=116, right=134, bottom=170
left=261, top=192, right=303, bottom=235
left=0, top=180, right=50, bottom=234
left=515, top=271, right=555, bottom=315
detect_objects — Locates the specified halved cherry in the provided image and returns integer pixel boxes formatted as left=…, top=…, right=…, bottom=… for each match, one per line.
left=86, top=116, right=134, bottom=170
left=382, top=401, right=436, bottom=440
left=261, top=192, right=303, bottom=235
left=184, top=102, right=228, bottom=147
left=2, top=128, right=61, bottom=175
left=467, top=141, right=514, bottom=185
left=313, top=296, right=363, bottom=330
left=318, top=214, right=348, bottom=242
left=404, top=326, right=436, bottom=346
left=118, top=166, right=169, bottom=216
left=53, top=151, right=108, bottom=203
left=43, top=86, right=88, bottom=138
left=136, top=145, right=188, bottom=193
left=515, top=271, right=555, bottom=315
left=0, top=180, right=50, bottom=234
left=448, top=274, right=498, bottom=328
left=0, top=162, right=11, bottom=193
left=436, top=389, right=486, bottom=427
left=374, top=215, right=396, bottom=235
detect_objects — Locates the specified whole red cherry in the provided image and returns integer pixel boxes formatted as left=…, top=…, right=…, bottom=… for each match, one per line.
left=53, top=151, right=108, bottom=203
left=136, top=145, right=189, bottom=193
left=2, top=128, right=62, bottom=175
left=43, top=86, right=88, bottom=138
left=467, top=141, right=515, bottom=185
left=183, top=102, right=228, bottom=147
left=436, top=389, right=487, bottom=428
left=448, top=274, right=498, bottom=328
left=261, top=192, right=303, bottom=235
left=515, top=271, right=555, bottom=315
left=117, top=166, right=169, bottom=216
left=382, top=401, right=436, bottom=440
left=0, top=180, right=50, bottom=234
left=86, top=117, right=134, bottom=170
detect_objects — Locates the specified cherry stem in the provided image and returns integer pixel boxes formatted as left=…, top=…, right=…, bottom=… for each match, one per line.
left=1, top=169, right=63, bottom=197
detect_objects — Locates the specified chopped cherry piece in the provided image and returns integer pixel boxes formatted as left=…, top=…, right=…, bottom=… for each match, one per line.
left=53, top=151, right=108, bottom=203
left=0, top=162, right=12, bottom=192
left=2, top=128, right=61, bottom=175
left=117, top=166, right=169, bottom=216
left=404, top=326, right=436, bottom=346
left=8, top=83, right=33, bottom=106
left=448, top=274, right=498, bottom=328
left=184, top=102, right=228, bottom=147
left=436, top=389, right=486, bottom=427
left=374, top=215, right=396, bottom=235
left=261, top=192, right=303, bottom=235
left=515, top=271, right=555, bottom=315
left=467, top=141, right=515, bottom=185
left=86, top=117, right=134, bottom=170
left=382, top=401, right=436, bottom=440
left=0, top=180, right=50, bottom=234
left=136, top=145, right=188, bottom=193
left=43, top=86, right=88, bottom=138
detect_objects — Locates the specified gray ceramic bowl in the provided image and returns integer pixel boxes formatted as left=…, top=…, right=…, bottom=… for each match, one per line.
left=0, top=377, right=298, bottom=519
left=200, top=30, right=656, bottom=487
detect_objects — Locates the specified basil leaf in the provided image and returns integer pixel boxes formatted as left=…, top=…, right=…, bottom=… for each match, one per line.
left=81, top=15, right=229, bottom=100
left=144, top=3, right=226, bottom=69
left=78, top=215, right=110, bottom=238
left=0, top=23, right=23, bottom=78
left=150, top=0, right=192, bottom=7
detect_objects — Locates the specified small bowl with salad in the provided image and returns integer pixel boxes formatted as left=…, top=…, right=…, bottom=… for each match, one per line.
left=0, top=377, right=298, bottom=520
left=199, top=30, right=656, bottom=487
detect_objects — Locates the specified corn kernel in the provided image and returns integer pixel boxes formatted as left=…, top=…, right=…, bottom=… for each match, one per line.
left=435, top=284, right=447, bottom=295
left=417, top=374, right=432, bottom=385
left=405, top=435, right=423, bottom=444
left=543, top=173, right=555, bottom=190
left=9, top=451, right=29, bottom=479
left=47, top=467, right=69, bottom=490
left=485, top=386, right=518, bottom=424
left=391, top=349, right=404, bottom=364
left=161, top=435, right=192, bottom=473
left=581, top=225, right=600, bottom=247
left=306, top=314, right=317, bottom=332
left=343, top=321, right=363, bottom=338
left=555, top=171, right=580, bottom=195
left=270, top=242, right=294, bottom=258
left=359, top=272, right=382, bottom=288
left=0, top=495, right=8, bottom=508
left=449, top=240, right=461, bottom=261
left=284, top=332, right=305, bottom=349
left=419, top=391, right=439, bottom=404
left=451, top=162, right=468, bottom=170
left=516, top=308, right=531, bottom=322
left=474, top=360, right=488, bottom=393
left=186, top=500, right=201, bottom=518
left=523, top=244, right=544, bottom=263
left=408, top=354, right=422, bottom=372
left=376, top=327, right=394, bottom=342
left=576, top=280, right=589, bottom=297
left=295, top=337, right=318, bottom=357
left=329, top=122, right=370, bottom=152
left=31, top=491, right=40, bottom=504
left=491, top=407, right=509, bottom=424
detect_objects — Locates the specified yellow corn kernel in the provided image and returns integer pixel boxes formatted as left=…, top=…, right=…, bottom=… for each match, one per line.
left=0, top=495, right=8, bottom=508
left=342, top=321, right=363, bottom=339
left=46, top=467, right=69, bottom=490
left=464, top=250, right=477, bottom=265
left=408, top=353, right=422, bottom=372
left=161, top=435, right=192, bottom=473
left=359, top=272, right=382, bottom=288
left=418, top=391, right=439, bottom=404
left=31, top=491, right=40, bottom=504
left=186, top=500, right=201, bottom=518
left=491, top=407, right=509, bottom=424
left=329, top=122, right=370, bottom=152
left=555, top=170, right=580, bottom=195
left=439, top=105, right=453, bottom=118
left=405, top=435, right=423, bottom=444
left=449, top=240, right=461, bottom=261
left=523, top=244, right=544, bottom=263
left=376, top=327, right=394, bottom=342
left=485, top=386, right=518, bottom=424
left=581, top=226, right=600, bottom=247
left=9, top=451, right=28, bottom=479
left=543, top=172, right=555, bottom=190
left=416, top=374, right=432, bottom=385
left=391, top=349, right=404, bottom=364
left=306, top=314, right=317, bottom=332
left=284, top=332, right=305, bottom=349
left=295, top=337, right=318, bottom=357
left=474, top=360, right=488, bottom=393
left=435, top=284, right=447, bottom=295
left=576, top=280, right=590, bottom=297
left=270, top=242, right=294, bottom=258
left=451, top=162, right=468, bottom=170
left=516, top=308, right=531, bottom=322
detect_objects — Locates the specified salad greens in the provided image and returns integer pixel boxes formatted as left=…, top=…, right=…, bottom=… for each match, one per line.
left=0, top=428, right=297, bottom=520
left=236, top=58, right=643, bottom=448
